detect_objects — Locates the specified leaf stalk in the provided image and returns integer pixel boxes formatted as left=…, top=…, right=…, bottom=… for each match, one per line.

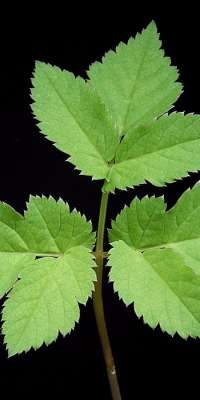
left=93, top=187, right=122, bottom=400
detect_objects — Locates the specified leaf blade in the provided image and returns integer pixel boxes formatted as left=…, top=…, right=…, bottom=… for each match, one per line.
left=3, top=246, right=96, bottom=356
left=103, top=113, right=200, bottom=191
left=88, top=21, right=182, bottom=134
left=0, top=202, right=34, bottom=298
left=108, top=241, right=200, bottom=339
left=0, top=196, right=95, bottom=300
left=108, top=184, right=200, bottom=338
left=31, top=62, right=118, bottom=180
left=22, top=195, right=95, bottom=253
left=109, top=182, right=200, bottom=273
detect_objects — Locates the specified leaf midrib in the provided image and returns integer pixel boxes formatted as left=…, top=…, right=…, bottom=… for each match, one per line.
left=140, top=250, right=200, bottom=329
left=137, top=237, right=200, bottom=252
left=137, top=202, right=200, bottom=251
left=115, top=135, right=200, bottom=166
left=0, top=220, right=29, bottom=250
left=122, top=28, right=152, bottom=129
left=43, top=68, right=109, bottom=168
left=30, top=201, right=61, bottom=252
left=0, top=250, right=61, bottom=257
left=9, top=273, right=51, bottom=352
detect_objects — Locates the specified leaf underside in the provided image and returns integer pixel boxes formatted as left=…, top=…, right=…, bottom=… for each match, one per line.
left=0, top=196, right=96, bottom=356
left=108, top=183, right=200, bottom=339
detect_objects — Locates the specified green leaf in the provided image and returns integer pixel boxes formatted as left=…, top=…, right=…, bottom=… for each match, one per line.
left=0, top=202, right=34, bottom=298
left=3, top=246, right=96, bottom=356
left=31, top=23, right=200, bottom=193
left=108, top=241, right=200, bottom=339
left=20, top=195, right=95, bottom=253
left=108, top=183, right=200, bottom=338
left=0, top=196, right=96, bottom=355
left=31, top=62, right=118, bottom=180
left=0, top=196, right=95, bottom=299
left=103, top=113, right=200, bottom=192
left=109, top=182, right=200, bottom=274
left=88, top=21, right=182, bottom=134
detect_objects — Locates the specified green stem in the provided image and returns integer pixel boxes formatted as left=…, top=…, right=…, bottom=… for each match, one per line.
left=93, top=189, right=122, bottom=400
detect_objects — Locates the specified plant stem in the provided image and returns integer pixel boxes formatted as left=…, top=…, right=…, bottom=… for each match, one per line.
left=93, top=189, right=122, bottom=400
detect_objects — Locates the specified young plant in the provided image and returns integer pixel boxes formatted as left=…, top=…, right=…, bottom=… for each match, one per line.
left=1, top=21, right=200, bottom=400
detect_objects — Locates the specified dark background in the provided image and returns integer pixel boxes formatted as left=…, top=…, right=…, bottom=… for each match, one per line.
left=0, top=5, right=200, bottom=399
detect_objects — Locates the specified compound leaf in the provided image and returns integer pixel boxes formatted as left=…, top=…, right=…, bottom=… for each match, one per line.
left=31, top=62, right=118, bottom=180
left=108, top=183, right=200, bottom=338
left=31, top=23, right=200, bottom=194
left=88, top=21, right=182, bottom=135
left=103, top=113, right=200, bottom=191
left=3, top=246, right=96, bottom=356
left=0, top=196, right=96, bottom=355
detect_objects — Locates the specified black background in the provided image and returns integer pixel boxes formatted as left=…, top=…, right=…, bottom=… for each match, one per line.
left=0, top=5, right=200, bottom=399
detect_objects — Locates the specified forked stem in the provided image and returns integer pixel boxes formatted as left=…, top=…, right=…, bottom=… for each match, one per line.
left=93, top=189, right=122, bottom=400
